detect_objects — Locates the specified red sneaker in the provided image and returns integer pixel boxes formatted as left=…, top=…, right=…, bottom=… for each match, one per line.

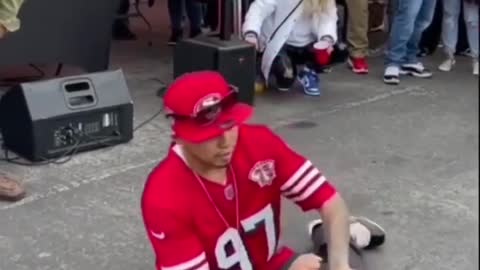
left=348, top=57, right=369, bottom=74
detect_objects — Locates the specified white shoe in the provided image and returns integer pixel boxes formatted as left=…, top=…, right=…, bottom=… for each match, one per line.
left=307, top=216, right=386, bottom=249
left=439, top=58, right=455, bottom=72
left=383, top=66, right=400, bottom=85
left=473, top=60, right=479, bottom=76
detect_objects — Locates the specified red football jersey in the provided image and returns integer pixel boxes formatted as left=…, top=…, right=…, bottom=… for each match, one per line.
left=141, top=124, right=337, bottom=270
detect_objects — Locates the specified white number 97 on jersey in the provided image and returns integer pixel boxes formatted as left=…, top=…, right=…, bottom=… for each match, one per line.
left=215, top=204, right=277, bottom=269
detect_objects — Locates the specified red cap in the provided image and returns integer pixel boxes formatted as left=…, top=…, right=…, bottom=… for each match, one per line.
left=163, top=71, right=253, bottom=143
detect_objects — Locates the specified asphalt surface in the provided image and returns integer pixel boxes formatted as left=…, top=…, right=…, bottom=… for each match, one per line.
left=0, top=3, right=478, bottom=270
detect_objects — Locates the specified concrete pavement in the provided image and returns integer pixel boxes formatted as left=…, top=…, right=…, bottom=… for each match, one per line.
left=0, top=7, right=478, bottom=270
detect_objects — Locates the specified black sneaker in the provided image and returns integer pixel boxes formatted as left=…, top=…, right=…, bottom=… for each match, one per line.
left=400, top=63, right=433, bottom=78
left=167, top=29, right=183, bottom=46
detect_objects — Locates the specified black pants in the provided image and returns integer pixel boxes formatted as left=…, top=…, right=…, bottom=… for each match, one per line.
left=311, top=225, right=366, bottom=270
left=114, top=0, right=130, bottom=28
left=269, top=44, right=320, bottom=89
left=118, top=0, right=130, bottom=15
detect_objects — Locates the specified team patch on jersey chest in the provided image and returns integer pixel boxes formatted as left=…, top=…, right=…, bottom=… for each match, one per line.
left=248, top=159, right=276, bottom=187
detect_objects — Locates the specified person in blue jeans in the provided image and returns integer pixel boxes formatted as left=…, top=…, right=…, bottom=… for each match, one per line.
left=167, top=0, right=202, bottom=45
left=438, top=0, right=479, bottom=75
left=383, top=0, right=437, bottom=85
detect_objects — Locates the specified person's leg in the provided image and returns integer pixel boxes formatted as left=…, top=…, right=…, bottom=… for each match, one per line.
left=270, top=46, right=297, bottom=92
left=185, top=0, right=203, bottom=37
left=403, top=0, right=437, bottom=66
left=456, top=1, right=470, bottom=55
left=463, top=0, right=479, bottom=75
left=438, top=0, right=461, bottom=71
left=117, top=0, right=130, bottom=18
left=167, top=0, right=185, bottom=44
left=384, top=0, right=423, bottom=84
left=287, top=45, right=321, bottom=96
left=0, top=172, right=25, bottom=202
left=205, top=0, right=219, bottom=31
left=345, top=0, right=370, bottom=74
left=417, top=0, right=442, bottom=57
left=113, top=0, right=136, bottom=40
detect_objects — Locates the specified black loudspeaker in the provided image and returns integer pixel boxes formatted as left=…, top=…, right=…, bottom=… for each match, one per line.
left=174, top=36, right=256, bottom=104
left=0, top=70, right=134, bottom=161
left=173, top=0, right=256, bottom=105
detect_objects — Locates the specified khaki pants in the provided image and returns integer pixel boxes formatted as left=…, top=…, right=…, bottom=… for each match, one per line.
left=345, top=0, right=369, bottom=57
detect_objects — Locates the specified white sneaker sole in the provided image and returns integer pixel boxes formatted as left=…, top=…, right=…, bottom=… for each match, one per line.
left=383, top=76, right=400, bottom=85
left=438, top=60, right=455, bottom=72
left=307, top=219, right=324, bottom=236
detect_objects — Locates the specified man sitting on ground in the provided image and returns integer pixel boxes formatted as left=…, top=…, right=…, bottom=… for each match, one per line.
left=141, top=71, right=386, bottom=270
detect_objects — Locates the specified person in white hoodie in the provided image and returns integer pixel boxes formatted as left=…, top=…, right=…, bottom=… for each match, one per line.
left=242, top=0, right=338, bottom=96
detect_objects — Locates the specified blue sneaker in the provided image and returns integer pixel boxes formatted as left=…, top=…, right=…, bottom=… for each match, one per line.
left=298, top=67, right=320, bottom=96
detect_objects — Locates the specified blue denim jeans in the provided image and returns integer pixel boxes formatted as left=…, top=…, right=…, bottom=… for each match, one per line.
left=385, top=0, right=438, bottom=67
left=167, top=0, right=202, bottom=32
left=441, top=0, right=479, bottom=58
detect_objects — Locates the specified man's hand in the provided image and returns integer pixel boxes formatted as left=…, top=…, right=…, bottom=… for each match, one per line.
left=288, top=253, right=323, bottom=270
left=0, top=24, right=7, bottom=39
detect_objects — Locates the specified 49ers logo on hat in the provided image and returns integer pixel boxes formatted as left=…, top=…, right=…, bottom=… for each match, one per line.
left=193, top=93, right=222, bottom=122
left=249, top=160, right=276, bottom=187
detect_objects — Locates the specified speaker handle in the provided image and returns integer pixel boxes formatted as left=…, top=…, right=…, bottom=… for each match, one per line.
left=61, top=79, right=98, bottom=110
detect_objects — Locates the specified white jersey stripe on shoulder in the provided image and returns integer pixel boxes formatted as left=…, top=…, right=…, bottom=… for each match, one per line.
left=282, top=168, right=320, bottom=196
left=281, top=160, right=312, bottom=191
left=292, top=175, right=326, bottom=202
left=161, top=252, right=207, bottom=270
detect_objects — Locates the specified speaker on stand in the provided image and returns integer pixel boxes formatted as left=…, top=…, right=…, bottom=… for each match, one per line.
left=173, top=0, right=256, bottom=105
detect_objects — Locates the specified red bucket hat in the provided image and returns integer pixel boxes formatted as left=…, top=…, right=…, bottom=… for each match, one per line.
left=163, top=71, right=253, bottom=143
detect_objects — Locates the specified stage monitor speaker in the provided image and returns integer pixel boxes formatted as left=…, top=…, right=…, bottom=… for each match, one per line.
left=0, top=69, right=134, bottom=162
left=173, top=35, right=256, bottom=105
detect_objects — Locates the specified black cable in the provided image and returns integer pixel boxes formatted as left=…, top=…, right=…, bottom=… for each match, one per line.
left=28, top=64, right=46, bottom=78
left=0, top=107, right=164, bottom=166
left=133, top=108, right=163, bottom=132
left=0, top=64, right=46, bottom=86
left=0, top=132, right=81, bottom=166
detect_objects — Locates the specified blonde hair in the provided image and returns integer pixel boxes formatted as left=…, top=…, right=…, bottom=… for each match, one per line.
left=303, top=0, right=333, bottom=16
